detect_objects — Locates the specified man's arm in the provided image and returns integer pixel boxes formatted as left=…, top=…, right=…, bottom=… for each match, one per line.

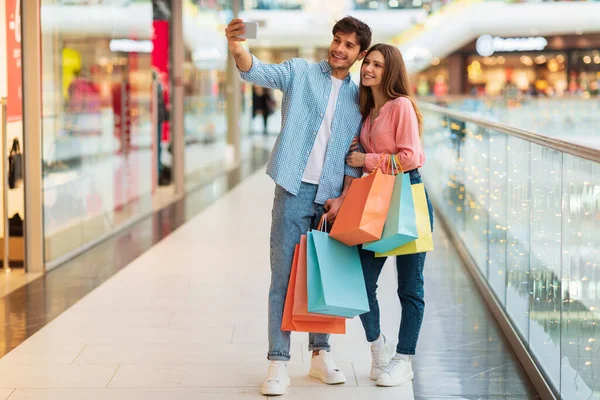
left=225, top=18, right=299, bottom=92
left=225, top=18, right=253, bottom=72
left=340, top=175, right=354, bottom=198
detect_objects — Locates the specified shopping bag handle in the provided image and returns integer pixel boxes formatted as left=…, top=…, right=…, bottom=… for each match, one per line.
left=318, top=214, right=328, bottom=232
left=374, top=154, right=405, bottom=176
left=388, top=154, right=405, bottom=175
left=388, top=156, right=396, bottom=175
left=372, top=155, right=386, bottom=174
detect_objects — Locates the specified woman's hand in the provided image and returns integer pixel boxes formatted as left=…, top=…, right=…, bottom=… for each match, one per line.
left=349, top=137, right=360, bottom=153
left=346, top=151, right=366, bottom=168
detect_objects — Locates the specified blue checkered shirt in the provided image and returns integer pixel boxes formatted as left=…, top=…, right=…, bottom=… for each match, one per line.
left=239, top=55, right=363, bottom=204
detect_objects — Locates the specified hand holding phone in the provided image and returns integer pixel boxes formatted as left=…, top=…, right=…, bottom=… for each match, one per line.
left=238, top=22, right=258, bottom=39
left=225, top=18, right=257, bottom=56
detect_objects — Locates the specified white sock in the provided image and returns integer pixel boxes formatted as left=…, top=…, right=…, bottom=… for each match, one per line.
left=371, top=334, right=385, bottom=347
left=395, top=353, right=410, bottom=362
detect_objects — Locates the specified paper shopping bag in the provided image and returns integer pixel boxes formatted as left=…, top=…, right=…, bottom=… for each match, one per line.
left=329, top=167, right=395, bottom=246
left=293, top=235, right=344, bottom=321
left=307, top=230, right=369, bottom=318
left=375, top=183, right=434, bottom=257
left=363, top=172, right=418, bottom=253
left=281, top=244, right=346, bottom=334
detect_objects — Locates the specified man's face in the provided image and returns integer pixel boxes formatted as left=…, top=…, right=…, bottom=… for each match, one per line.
left=328, top=31, right=366, bottom=71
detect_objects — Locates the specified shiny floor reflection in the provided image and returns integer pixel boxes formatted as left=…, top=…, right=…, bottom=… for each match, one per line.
left=0, top=147, right=270, bottom=357
left=413, top=228, right=539, bottom=398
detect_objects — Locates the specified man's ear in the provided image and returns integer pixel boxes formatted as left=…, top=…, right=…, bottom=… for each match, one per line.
left=358, top=50, right=368, bottom=61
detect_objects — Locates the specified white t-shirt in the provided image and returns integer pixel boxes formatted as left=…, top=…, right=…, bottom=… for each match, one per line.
left=302, top=77, right=343, bottom=184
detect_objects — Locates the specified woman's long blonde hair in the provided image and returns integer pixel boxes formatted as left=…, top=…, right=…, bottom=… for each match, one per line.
left=359, top=43, right=423, bottom=136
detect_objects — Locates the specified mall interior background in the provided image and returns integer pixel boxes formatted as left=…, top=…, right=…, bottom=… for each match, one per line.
left=0, top=0, right=598, bottom=399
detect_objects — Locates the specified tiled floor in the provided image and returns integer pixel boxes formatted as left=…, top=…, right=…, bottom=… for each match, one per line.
left=0, top=147, right=270, bottom=357
left=0, top=168, right=538, bottom=399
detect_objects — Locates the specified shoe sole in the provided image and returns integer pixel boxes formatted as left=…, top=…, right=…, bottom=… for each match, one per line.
left=260, top=379, right=290, bottom=396
left=260, top=389, right=285, bottom=396
left=376, top=371, right=414, bottom=387
left=309, top=369, right=346, bottom=385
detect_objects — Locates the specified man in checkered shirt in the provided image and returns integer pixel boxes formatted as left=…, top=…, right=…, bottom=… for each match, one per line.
left=226, top=16, right=372, bottom=395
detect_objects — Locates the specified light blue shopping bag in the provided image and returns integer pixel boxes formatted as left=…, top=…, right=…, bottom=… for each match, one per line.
left=363, top=162, right=418, bottom=253
left=306, top=229, right=369, bottom=318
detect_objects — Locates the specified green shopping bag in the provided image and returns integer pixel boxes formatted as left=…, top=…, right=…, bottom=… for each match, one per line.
left=363, top=158, right=418, bottom=253
left=307, top=217, right=369, bottom=318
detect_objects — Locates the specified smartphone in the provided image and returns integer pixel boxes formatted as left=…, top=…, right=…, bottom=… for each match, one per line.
left=238, top=22, right=258, bottom=39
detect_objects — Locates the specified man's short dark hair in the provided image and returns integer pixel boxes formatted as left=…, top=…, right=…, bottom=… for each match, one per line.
left=332, top=16, right=372, bottom=53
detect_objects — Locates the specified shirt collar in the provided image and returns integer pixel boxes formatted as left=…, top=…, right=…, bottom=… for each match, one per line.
left=319, top=60, right=352, bottom=83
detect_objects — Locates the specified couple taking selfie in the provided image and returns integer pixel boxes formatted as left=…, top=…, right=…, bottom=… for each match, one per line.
left=225, top=15, right=433, bottom=396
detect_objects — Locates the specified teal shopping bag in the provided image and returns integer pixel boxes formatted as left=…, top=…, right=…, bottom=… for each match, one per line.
left=306, top=227, right=369, bottom=318
left=363, top=170, right=418, bottom=253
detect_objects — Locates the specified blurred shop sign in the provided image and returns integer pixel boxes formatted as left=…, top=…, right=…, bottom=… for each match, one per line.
left=5, top=0, right=22, bottom=122
left=110, top=39, right=153, bottom=53
left=476, top=34, right=548, bottom=57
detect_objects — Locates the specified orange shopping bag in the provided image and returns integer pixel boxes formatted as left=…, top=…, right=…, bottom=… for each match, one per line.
left=330, top=162, right=395, bottom=246
left=281, top=244, right=346, bottom=334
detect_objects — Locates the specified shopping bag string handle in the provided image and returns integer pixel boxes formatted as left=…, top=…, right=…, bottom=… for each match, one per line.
left=372, top=155, right=386, bottom=173
left=388, top=154, right=405, bottom=175
left=374, top=154, right=405, bottom=175
left=318, top=214, right=328, bottom=232
left=388, top=156, right=396, bottom=175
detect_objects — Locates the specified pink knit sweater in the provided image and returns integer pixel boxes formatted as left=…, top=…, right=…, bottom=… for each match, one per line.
left=360, top=96, right=425, bottom=175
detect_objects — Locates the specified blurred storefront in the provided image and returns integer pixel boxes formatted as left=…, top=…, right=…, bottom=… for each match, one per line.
left=0, top=0, right=26, bottom=274
left=39, top=0, right=175, bottom=266
left=417, top=33, right=600, bottom=97
left=0, top=0, right=251, bottom=278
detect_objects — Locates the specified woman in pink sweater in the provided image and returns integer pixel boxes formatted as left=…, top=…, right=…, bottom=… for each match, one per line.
left=346, top=43, right=434, bottom=388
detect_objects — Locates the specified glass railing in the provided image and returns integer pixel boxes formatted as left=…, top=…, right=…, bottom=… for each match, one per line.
left=419, top=101, right=600, bottom=399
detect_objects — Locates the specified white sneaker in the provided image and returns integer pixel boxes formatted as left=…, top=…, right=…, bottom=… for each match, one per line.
left=376, top=355, right=414, bottom=387
left=370, top=334, right=389, bottom=381
left=309, top=350, right=346, bottom=385
left=260, top=361, right=290, bottom=396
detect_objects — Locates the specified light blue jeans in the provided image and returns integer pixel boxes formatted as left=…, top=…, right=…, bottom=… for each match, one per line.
left=268, top=182, right=331, bottom=361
